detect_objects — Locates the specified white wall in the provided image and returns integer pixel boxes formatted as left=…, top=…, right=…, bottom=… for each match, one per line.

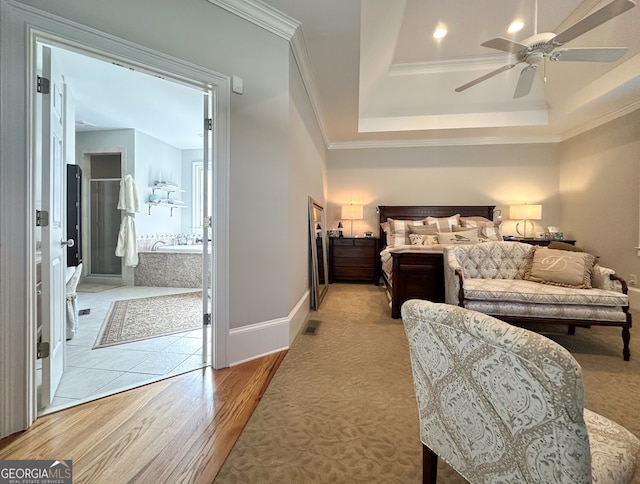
left=327, top=143, right=560, bottom=238
left=134, top=130, right=183, bottom=235
left=559, top=109, right=640, bottom=280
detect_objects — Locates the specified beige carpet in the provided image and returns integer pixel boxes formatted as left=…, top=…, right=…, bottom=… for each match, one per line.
left=93, top=291, right=203, bottom=349
left=215, top=284, right=640, bottom=483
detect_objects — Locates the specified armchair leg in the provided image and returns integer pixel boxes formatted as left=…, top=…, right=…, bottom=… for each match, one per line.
left=423, top=444, right=438, bottom=484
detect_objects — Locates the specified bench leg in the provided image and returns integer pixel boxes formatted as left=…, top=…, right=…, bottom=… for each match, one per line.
left=622, top=326, right=631, bottom=361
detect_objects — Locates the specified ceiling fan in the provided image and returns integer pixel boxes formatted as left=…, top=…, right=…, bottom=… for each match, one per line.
left=455, top=0, right=636, bottom=98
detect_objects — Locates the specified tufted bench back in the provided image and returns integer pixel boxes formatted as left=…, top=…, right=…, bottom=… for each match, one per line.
left=446, top=241, right=534, bottom=280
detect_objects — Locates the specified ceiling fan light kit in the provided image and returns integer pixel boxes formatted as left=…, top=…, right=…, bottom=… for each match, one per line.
left=455, top=0, right=636, bottom=98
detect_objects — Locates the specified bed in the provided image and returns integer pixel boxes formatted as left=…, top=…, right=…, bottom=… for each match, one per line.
left=378, top=205, right=496, bottom=318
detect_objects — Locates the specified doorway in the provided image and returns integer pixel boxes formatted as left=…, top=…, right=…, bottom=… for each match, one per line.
left=0, top=2, right=231, bottom=436
left=35, top=38, right=216, bottom=414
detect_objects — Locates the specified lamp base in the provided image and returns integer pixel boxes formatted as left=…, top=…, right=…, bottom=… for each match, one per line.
left=516, top=220, right=535, bottom=238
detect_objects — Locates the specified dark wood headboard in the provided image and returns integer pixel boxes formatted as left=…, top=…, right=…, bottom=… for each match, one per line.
left=378, top=205, right=496, bottom=248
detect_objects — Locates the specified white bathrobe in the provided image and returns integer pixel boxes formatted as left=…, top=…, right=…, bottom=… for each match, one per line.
left=115, top=214, right=138, bottom=267
left=117, top=174, right=141, bottom=213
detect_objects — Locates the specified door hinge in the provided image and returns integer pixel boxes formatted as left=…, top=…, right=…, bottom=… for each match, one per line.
left=203, top=216, right=212, bottom=228
left=205, top=118, right=213, bottom=131
left=37, top=341, right=50, bottom=359
left=37, top=76, right=50, bottom=94
left=36, top=210, right=49, bottom=227
left=204, top=313, right=212, bottom=326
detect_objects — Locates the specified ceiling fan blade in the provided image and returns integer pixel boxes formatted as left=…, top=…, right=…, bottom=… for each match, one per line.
left=481, top=37, right=528, bottom=54
left=455, top=64, right=518, bottom=92
left=551, top=47, right=628, bottom=62
left=552, top=0, right=635, bottom=46
left=513, top=65, right=538, bottom=99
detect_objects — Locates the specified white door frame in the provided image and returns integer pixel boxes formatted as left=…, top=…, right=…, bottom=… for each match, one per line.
left=0, top=0, right=230, bottom=437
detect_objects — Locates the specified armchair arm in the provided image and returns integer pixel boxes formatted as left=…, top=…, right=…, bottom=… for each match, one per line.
left=592, top=265, right=626, bottom=293
left=443, top=249, right=463, bottom=305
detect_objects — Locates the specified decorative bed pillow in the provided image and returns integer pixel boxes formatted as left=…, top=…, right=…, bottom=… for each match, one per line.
left=380, top=222, right=390, bottom=240
left=408, top=224, right=438, bottom=235
left=525, top=247, right=597, bottom=289
left=460, top=220, right=503, bottom=241
left=548, top=241, right=585, bottom=253
left=437, top=229, right=479, bottom=244
left=387, top=218, right=425, bottom=246
left=409, top=234, right=439, bottom=246
left=426, top=214, right=461, bottom=232
left=459, top=216, right=492, bottom=225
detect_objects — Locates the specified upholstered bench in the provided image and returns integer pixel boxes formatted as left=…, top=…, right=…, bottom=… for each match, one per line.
left=444, top=241, right=632, bottom=360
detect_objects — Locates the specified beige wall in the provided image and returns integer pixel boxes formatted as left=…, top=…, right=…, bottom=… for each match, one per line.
left=559, top=109, right=640, bottom=279
left=289, top=51, right=327, bottom=312
left=327, top=143, right=560, bottom=238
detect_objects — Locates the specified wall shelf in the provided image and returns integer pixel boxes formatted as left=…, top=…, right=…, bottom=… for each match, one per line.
left=148, top=185, right=186, bottom=216
left=146, top=202, right=187, bottom=216
left=151, top=184, right=184, bottom=196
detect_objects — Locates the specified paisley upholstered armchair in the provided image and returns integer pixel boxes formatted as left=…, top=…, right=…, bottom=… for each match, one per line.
left=401, top=299, right=640, bottom=484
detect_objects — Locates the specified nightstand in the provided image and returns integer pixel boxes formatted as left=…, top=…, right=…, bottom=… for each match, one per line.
left=329, top=237, right=379, bottom=284
left=511, top=238, right=577, bottom=247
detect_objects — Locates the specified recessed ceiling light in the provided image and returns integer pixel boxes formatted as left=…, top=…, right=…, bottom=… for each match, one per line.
left=433, top=25, right=448, bottom=39
left=508, top=20, right=525, bottom=33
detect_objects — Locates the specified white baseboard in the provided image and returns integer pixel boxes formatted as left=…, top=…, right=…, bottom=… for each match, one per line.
left=227, top=291, right=310, bottom=366
left=628, top=287, right=640, bottom=312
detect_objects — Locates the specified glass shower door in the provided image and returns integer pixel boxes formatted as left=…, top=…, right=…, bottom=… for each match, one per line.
left=90, top=179, right=121, bottom=275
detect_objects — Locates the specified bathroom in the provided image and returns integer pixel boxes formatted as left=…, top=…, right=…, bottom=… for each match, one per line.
left=76, top=128, right=211, bottom=289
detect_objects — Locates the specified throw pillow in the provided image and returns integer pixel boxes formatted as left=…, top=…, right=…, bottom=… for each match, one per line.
left=525, top=247, right=597, bottom=288
left=387, top=218, right=425, bottom=247
left=460, top=219, right=503, bottom=241
left=425, top=214, right=461, bottom=232
left=548, top=241, right=585, bottom=253
left=409, top=234, right=439, bottom=246
left=437, top=228, right=479, bottom=244
left=407, top=224, right=439, bottom=235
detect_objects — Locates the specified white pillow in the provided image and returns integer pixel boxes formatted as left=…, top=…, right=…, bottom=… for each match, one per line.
left=460, top=220, right=502, bottom=241
left=425, top=214, right=461, bottom=232
left=437, top=229, right=479, bottom=244
left=409, top=234, right=439, bottom=246
left=387, top=218, right=425, bottom=247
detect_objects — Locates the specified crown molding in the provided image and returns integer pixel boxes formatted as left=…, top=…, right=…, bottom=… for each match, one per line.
left=328, top=135, right=562, bottom=150
left=389, top=54, right=510, bottom=76
left=205, top=0, right=299, bottom=40
left=207, top=0, right=330, bottom=146
left=560, top=99, right=640, bottom=141
left=289, top=27, right=330, bottom=147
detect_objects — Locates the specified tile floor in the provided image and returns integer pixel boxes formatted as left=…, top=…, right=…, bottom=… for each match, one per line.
left=38, top=284, right=211, bottom=414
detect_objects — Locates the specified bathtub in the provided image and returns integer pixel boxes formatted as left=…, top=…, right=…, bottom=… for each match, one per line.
left=156, top=244, right=211, bottom=253
left=135, top=246, right=212, bottom=288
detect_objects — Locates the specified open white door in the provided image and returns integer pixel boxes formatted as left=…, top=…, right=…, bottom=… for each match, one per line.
left=202, top=92, right=213, bottom=364
left=40, top=45, right=68, bottom=407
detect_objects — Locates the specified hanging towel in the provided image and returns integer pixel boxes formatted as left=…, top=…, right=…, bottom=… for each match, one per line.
left=115, top=214, right=138, bottom=267
left=117, top=174, right=141, bottom=213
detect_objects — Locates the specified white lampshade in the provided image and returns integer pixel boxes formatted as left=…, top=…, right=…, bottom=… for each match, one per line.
left=341, top=204, right=363, bottom=220
left=510, top=204, right=542, bottom=221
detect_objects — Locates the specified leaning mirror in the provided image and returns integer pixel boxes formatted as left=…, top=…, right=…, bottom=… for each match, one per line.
left=308, top=197, right=329, bottom=309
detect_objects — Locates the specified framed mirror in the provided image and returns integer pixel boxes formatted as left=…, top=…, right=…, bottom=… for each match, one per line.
left=308, top=197, right=329, bottom=309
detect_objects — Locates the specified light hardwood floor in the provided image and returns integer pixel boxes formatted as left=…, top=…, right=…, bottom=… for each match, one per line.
left=0, top=351, right=286, bottom=483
